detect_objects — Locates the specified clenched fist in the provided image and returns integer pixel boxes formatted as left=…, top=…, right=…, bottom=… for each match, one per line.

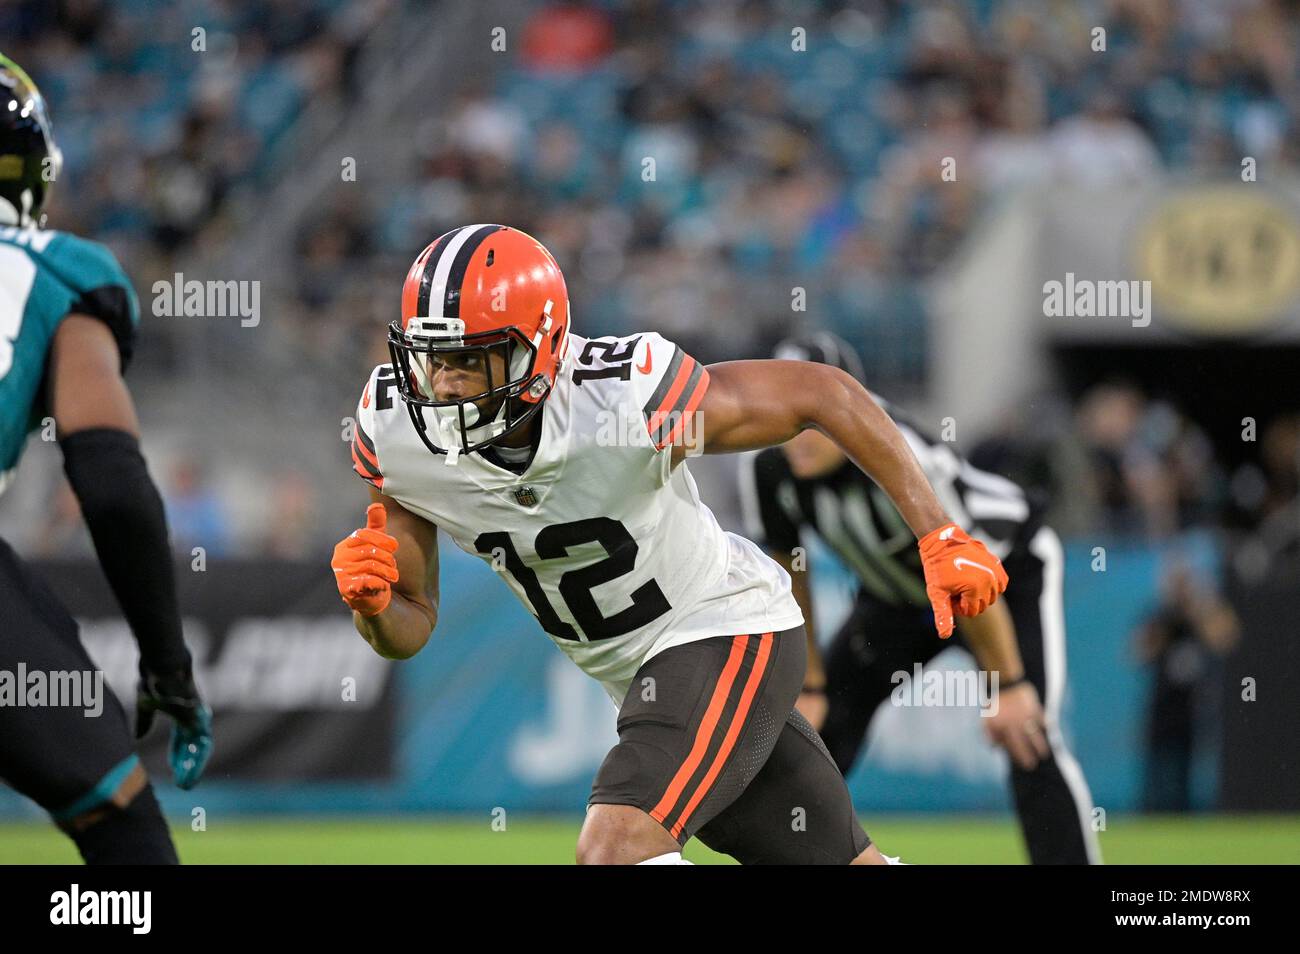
left=332, top=503, right=400, bottom=616
left=918, top=523, right=1009, bottom=639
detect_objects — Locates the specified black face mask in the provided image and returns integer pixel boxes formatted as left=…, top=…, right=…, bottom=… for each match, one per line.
left=387, top=318, right=547, bottom=457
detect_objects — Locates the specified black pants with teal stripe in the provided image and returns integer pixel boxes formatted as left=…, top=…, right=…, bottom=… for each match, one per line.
left=0, top=537, right=142, bottom=822
left=589, top=626, right=872, bottom=863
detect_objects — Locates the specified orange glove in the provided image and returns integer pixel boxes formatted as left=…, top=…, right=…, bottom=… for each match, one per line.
left=918, top=523, right=1009, bottom=639
left=331, top=503, right=400, bottom=617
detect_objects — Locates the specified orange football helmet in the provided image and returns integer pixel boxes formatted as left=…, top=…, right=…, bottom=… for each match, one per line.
left=388, top=224, right=571, bottom=455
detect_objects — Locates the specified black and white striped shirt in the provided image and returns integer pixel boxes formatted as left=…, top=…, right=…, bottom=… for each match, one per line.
left=739, top=394, right=1042, bottom=608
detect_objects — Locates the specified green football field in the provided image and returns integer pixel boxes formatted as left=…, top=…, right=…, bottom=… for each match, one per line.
left=2, top=814, right=1298, bottom=864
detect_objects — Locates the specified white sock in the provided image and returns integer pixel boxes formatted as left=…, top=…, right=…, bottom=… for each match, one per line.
left=883, top=854, right=908, bottom=865
left=636, top=851, right=694, bottom=865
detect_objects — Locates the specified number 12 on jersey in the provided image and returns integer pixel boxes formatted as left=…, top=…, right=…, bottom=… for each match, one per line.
left=475, top=517, right=671, bottom=641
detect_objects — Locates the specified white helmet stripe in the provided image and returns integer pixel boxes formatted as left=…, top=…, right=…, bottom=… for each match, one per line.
left=426, top=223, right=498, bottom=318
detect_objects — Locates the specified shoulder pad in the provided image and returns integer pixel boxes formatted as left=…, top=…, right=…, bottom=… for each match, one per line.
left=626, top=332, right=710, bottom=452
left=350, top=364, right=397, bottom=490
left=41, top=231, right=139, bottom=368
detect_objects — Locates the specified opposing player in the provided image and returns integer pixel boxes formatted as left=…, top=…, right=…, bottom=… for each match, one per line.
left=331, top=224, right=1008, bottom=864
left=0, top=54, right=212, bottom=863
left=739, top=333, right=1101, bottom=864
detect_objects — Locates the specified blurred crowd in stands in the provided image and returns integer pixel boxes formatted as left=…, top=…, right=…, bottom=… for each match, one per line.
left=973, top=384, right=1300, bottom=544
left=1, top=0, right=386, bottom=267
left=1, top=0, right=1297, bottom=562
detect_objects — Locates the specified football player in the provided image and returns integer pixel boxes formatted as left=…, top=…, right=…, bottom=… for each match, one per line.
left=0, top=54, right=212, bottom=863
left=331, top=224, right=1007, bottom=864
left=740, top=333, right=1101, bottom=864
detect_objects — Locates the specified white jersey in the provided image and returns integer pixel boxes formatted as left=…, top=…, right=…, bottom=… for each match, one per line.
left=351, top=331, right=803, bottom=706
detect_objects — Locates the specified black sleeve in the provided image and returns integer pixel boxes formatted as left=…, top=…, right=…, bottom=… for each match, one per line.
left=69, top=285, right=137, bottom=372
left=742, top=448, right=803, bottom=555
left=60, top=428, right=191, bottom=675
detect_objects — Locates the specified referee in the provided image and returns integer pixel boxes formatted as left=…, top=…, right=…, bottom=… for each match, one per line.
left=739, top=333, right=1101, bottom=865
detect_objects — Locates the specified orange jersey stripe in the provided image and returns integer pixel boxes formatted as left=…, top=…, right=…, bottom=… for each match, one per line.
left=649, top=634, right=749, bottom=827
left=354, top=433, right=380, bottom=471
left=670, top=632, right=774, bottom=838
left=350, top=443, right=383, bottom=489
left=351, top=439, right=378, bottom=477
left=645, top=355, right=698, bottom=435
left=657, top=367, right=711, bottom=450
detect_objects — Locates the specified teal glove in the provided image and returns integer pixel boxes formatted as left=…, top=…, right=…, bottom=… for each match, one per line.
left=136, top=665, right=213, bottom=790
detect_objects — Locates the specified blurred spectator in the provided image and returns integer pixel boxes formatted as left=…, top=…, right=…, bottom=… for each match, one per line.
left=1229, top=413, right=1300, bottom=529
left=1049, top=88, right=1162, bottom=186
left=164, top=458, right=231, bottom=558
left=1070, top=383, right=1222, bottom=538
left=145, top=111, right=231, bottom=253
left=264, top=469, right=318, bottom=559
left=1134, top=562, right=1240, bottom=812
left=971, top=65, right=1053, bottom=194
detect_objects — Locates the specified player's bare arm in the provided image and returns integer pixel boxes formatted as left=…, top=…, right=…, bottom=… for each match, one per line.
left=49, top=314, right=142, bottom=436
left=956, top=601, right=1050, bottom=770
left=334, top=489, right=440, bottom=660
left=956, top=598, right=1023, bottom=683
left=676, top=360, right=948, bottom=532
left=682, top=359, right=1009, bottom=637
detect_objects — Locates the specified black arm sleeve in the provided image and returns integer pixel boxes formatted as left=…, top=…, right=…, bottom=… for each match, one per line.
left=71, top=285, right=137, bottom=373
left=60, top=428, right=191, bottom=675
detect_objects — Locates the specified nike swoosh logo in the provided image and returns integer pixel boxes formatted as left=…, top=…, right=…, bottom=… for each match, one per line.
left=637, top=349, right=652, bottom=375
left=953, top=557, right=996, bottom=577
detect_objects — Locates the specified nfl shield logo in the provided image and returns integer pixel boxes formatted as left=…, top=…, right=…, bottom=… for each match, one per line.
left=512, top=486, right=538, bottom=507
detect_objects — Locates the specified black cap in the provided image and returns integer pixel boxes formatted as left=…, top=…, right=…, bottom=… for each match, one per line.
left=772, top=331, right=865, bottom=383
